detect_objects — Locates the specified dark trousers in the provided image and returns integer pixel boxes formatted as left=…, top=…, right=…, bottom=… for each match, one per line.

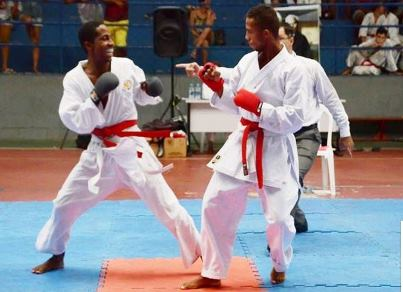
left=291, top=125, right=321, bottom=233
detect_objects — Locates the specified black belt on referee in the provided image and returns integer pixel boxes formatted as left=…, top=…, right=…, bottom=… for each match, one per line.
left=294, top=123, right=318, bottom=136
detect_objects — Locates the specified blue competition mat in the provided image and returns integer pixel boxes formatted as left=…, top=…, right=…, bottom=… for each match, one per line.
left=0, top=199, right=401, bottom=292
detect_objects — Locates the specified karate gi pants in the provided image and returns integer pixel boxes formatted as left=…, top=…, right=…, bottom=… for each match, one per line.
left=35, top=150, right=201, bottom=268
left=200, top=171, right=298, bottom=279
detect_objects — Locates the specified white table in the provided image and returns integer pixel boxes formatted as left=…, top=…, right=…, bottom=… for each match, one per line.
left=184, top=99, right=239, bottom=152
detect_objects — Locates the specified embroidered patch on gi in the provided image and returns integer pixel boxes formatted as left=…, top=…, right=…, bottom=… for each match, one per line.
left=136, top=146, right=144, bottom=159
left=123, top=80, right=133, bottom=90
left=211, top=154, right=221, bottom=164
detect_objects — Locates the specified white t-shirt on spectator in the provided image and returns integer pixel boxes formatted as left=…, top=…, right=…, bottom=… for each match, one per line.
left=77, top=2, right=103, bottom=24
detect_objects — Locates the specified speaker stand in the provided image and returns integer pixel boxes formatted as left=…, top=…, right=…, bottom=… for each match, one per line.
left=170, top=57, right=175, bottom=118
left=159, top=57, right=175, bottom=120
left=173, top=94, right=199, bottom=156
left=158, top=58, right=199, bottom=156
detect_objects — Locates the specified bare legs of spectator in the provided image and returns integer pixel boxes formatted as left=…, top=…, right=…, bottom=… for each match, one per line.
left=191, top=40, right=209, bottom=65
left=191, top=42, right=209, bottom=65
left=0, top=23, right=14, bottom=73
left=191, top=28, right=212, bottom=65
left=20, top=13, right=42, bottom=73
left=201, top=46, right=208, bottom=65
left=25, top=24, right=41, bottom=73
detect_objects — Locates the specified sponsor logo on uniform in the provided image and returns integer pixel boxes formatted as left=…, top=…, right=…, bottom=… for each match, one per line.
left=123, top=80, right=133, bottom=90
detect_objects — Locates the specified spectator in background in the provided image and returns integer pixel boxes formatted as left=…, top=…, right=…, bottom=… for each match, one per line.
left=358, top=3, right=386, bottom=43
left=102, top=0, right=128, bottom=57
left=285, top=14, right=313, bottom=58
left=357, top=3, right=402, bottom=71
left=384, top=4, right=403, bottom=71
left=0, top=0, right=18, bottom=73
left=350, top=0, right=378, bottom=25
left=189, top=0, right=216, bottom=65
left=342, top=26, right=399, bottom=75
left=383, top=4, right=402, bottom=46
left=19, top=1, right=45, bottom=73
left=64, top=0, right=104, bottom=24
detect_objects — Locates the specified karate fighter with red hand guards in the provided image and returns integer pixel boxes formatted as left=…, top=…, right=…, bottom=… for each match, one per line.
left=179, top=4, right=310, bottom=289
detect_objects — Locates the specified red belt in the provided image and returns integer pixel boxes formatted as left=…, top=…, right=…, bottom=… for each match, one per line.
left=361, top=59, right=380, bottom=69
left=240, top=117, right=264, bottom=189
left=92, top=120, right=171, bottom=147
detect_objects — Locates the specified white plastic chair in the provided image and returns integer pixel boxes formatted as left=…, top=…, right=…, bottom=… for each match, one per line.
left=315, top=104, right=337, bottom=197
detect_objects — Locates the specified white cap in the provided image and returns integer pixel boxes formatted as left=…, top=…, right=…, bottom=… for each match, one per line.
left=285, top=14, right=299, bottom=27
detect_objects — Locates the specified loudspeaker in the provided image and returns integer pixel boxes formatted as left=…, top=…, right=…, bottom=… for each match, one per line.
left=153, top=7, right=188, bottom=58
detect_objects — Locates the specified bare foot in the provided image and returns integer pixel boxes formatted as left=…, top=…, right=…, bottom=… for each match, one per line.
left=270, top=268, right=285, bottom=284
left=341, top=68, right=352, bottom=76
left=2, top=68, right=15, bottom=74
left=32, top=253, right=65, bottom=274
left=180, top=275, right=221, bottom=290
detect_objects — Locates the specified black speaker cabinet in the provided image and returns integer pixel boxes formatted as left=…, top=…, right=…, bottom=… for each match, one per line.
left=153, top=6, right=188, bottom=58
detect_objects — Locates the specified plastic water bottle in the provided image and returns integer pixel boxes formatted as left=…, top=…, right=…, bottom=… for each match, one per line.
left=194, top=83, right=202, bottom=99
left=188, top=83, right=195, bottom=99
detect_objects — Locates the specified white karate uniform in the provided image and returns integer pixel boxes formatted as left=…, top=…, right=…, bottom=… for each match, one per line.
left=200, top=47, right=308, bottom=278
left=384, top=12, right=402, bottom=47
left=295, top=55, right=351, bottom=137
left=35, top=57, right=200, bottom=268
left=383, top=12, right=403, bottom=68
left=358, top=12, right=386, bottom=40
left=346, top=38, right=398, bottom=75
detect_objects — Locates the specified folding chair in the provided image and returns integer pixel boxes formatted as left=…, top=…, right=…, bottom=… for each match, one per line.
left=315, top=104, right=337, bottom=197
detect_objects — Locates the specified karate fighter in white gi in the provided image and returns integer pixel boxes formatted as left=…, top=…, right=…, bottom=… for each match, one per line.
left=178, top=4, right=309, bottom=288
left=32, top=21, right=200, bottom=274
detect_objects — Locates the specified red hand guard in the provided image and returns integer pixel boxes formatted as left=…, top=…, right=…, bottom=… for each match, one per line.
left=234, top=89, right=262, bottom=116
left=198, top=62, right=224, bottom=93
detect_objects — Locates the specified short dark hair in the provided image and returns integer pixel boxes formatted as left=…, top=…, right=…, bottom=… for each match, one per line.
left=246, top=4, right=280, bottom=38
left=281, top=23, right=295, bottom=38
left=376, top=26, right=388, bottom=36
left=78, top=21, right=104, bottom=52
